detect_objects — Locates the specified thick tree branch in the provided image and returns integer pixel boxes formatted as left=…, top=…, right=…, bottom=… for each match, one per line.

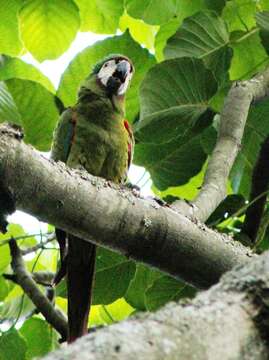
left=174, top=67, right=269, bottom=222
left=42, top=251, right=269, bottom=360
left=8, top=239, right=68, bottom=340
left=0, top=124, right=253, bottom=289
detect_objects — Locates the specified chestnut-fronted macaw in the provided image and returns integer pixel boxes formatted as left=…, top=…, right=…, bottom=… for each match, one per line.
left=51, top=54, right=134, bottom=342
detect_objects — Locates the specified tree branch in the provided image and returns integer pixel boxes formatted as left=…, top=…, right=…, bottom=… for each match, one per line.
left=42, top=251, right=269, bottom=360
left=8, top=239, right=67, bottom=340
left=0, top=124, right=253, bottom=289
left=174, top=67, right=269, bottom=222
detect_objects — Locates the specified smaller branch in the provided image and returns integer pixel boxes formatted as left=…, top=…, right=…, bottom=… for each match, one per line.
left=21, top=234, right=56, bottom=255
left=4, top=271, right=55, bottom=286
left=174, top=67, right=269, bottom=222
left=8, top=239, right=67, bottom=340
left=0, top=232, right=53, bottom=247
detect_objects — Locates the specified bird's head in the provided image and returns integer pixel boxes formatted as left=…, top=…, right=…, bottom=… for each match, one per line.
left=92, top=54, right=134, bottom=97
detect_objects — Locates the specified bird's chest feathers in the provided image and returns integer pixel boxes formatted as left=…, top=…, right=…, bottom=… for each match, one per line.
left=67, top=101, right=128, bottom=182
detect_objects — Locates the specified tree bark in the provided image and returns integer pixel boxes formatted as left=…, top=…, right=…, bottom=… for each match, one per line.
left=0, top=124, right=253, bottom=289
left=42, top=250, right=269, bottom=360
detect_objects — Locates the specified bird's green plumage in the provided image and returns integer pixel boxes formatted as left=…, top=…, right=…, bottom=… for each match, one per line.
left=51, top=74, right=129, bottom=183
left=51, top=55, right=133, bottom=343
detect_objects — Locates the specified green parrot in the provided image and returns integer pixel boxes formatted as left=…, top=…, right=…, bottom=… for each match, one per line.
left=51, top=54, right=134, bottom=343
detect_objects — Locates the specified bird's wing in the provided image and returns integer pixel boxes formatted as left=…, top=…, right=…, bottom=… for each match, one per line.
left=51, top=107, right=77, bottom=163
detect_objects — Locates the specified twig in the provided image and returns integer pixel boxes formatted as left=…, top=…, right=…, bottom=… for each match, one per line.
left=0, top=232, right=53, bottom=247
left=21, top=233, right=56, bottom=255
left=8, top=239, right=67, bottom=340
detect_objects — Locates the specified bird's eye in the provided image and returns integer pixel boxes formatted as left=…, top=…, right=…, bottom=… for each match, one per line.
left=104, top=63, right=108, bottom=67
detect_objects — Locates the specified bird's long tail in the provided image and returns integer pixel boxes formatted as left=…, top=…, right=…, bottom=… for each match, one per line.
left=67, top=234, right=96, bottom=343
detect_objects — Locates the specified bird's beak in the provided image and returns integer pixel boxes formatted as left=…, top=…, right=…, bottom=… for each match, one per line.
left=114, top=61, right=130, bottom=83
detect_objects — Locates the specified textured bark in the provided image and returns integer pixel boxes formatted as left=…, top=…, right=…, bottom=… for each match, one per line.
left=0, top=124, right=253, bottom=290
left=42, top=251, right=269, bottom=360
left=174, top=67, right=269, bottom=222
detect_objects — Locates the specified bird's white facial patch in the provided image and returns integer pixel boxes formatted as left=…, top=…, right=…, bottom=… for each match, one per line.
left=98, top=59, right=117, bottom=87
left=97, top=59, right=133, bottom=95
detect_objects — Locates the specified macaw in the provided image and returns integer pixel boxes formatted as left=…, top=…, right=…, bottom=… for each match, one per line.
left=51, top=54, right=134, bottom=343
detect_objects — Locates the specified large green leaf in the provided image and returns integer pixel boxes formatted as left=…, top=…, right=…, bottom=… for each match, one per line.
left=134, top=132, right=208, bottom=190
left=134, top=58, right=215, bottom=189
left=19, top=0, right=80, bottom=62
left=6, top=79, right=58, bottom=151
left=75, top=0, right=124, bottom=34
left=222, top=0, right=256, bottom=32
left=204, top=0, right=226, bottom=14
left=135, top=58, right=217, bottom=143
left=154, top=0, right=206, bottom=61
left=20, top=318, right=55, bottom=358
left=57, top=31, right=156, bottom=122
left=119, top=12, right=159, bottom=50
left=92, top=260, right=136, bottom=305
left=230, top=100, right=269, bottom=198
left=0, top=330, right=27, bottom=360
left=256, top=11, right=269, bottom=55
left=57, top=248, right=136, bottom=305
left=0, top=0, right=22, bottom=56
left=145, top=275, right=196, bottom=311
left=229, top=31, right=268, bottom=80
left=0, top=82, right=21, bottom=124
left=125, top=264, right=162, bottom=310
left=125, top=0, right=179, bottom=25
left=0, top=55, right=54, bottom=92
left=164, top=11, right=229, bottom=60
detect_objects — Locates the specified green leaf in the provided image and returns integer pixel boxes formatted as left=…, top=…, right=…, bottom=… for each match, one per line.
left=125, top=0, right=179, bottom=25
left=256, top=11, right=269, bottom=55
left=135, top=59, right=215, bottom=189
left=229, top=31, right=268, bottom=80
left=204, top=0, right=226, bottom=14
left=57, top=31, right=155, bottom=123
left=230, top=99, right=269, bottom=197
left=134, top=133, right=208, bottom=190
left=0, top=81, right=21, bottom=124
left=0, top=0, right=23, bottom=56
left=155, top=18, right=181, bottom=62
left=19, top=0, right=80, bottom=62
left=207, top=194, right=245, bottom=225
left=75, top=0, right=124, bottom=34
left=0, top=329, right=27, bottom=360
left=125, top=264, right=162, bottom=310
left=222, top=0, right=256, bottom=32
left=119, top=12, right=159, bottom=50
left=20, top=318, right=54, bottom=358
left=145, top=275, right=196, bottom=311
left=6, top=79, right=58, bottom=151
left=164, top=11, right=229, bottom=60
left=154, top=0, right=206, bottom=61
left=95, top=247, right=127, bottom=272
left=0, top=276, right=10, bottom=301
left=136, top=58, right=217, bottom=144
left=92, top=261, right=136, bottom=305
left=152, top=166, right=205, bottom=201
left=0, top=55, right=55, bottom=92
left=0, top=291, right=35, bottom=321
